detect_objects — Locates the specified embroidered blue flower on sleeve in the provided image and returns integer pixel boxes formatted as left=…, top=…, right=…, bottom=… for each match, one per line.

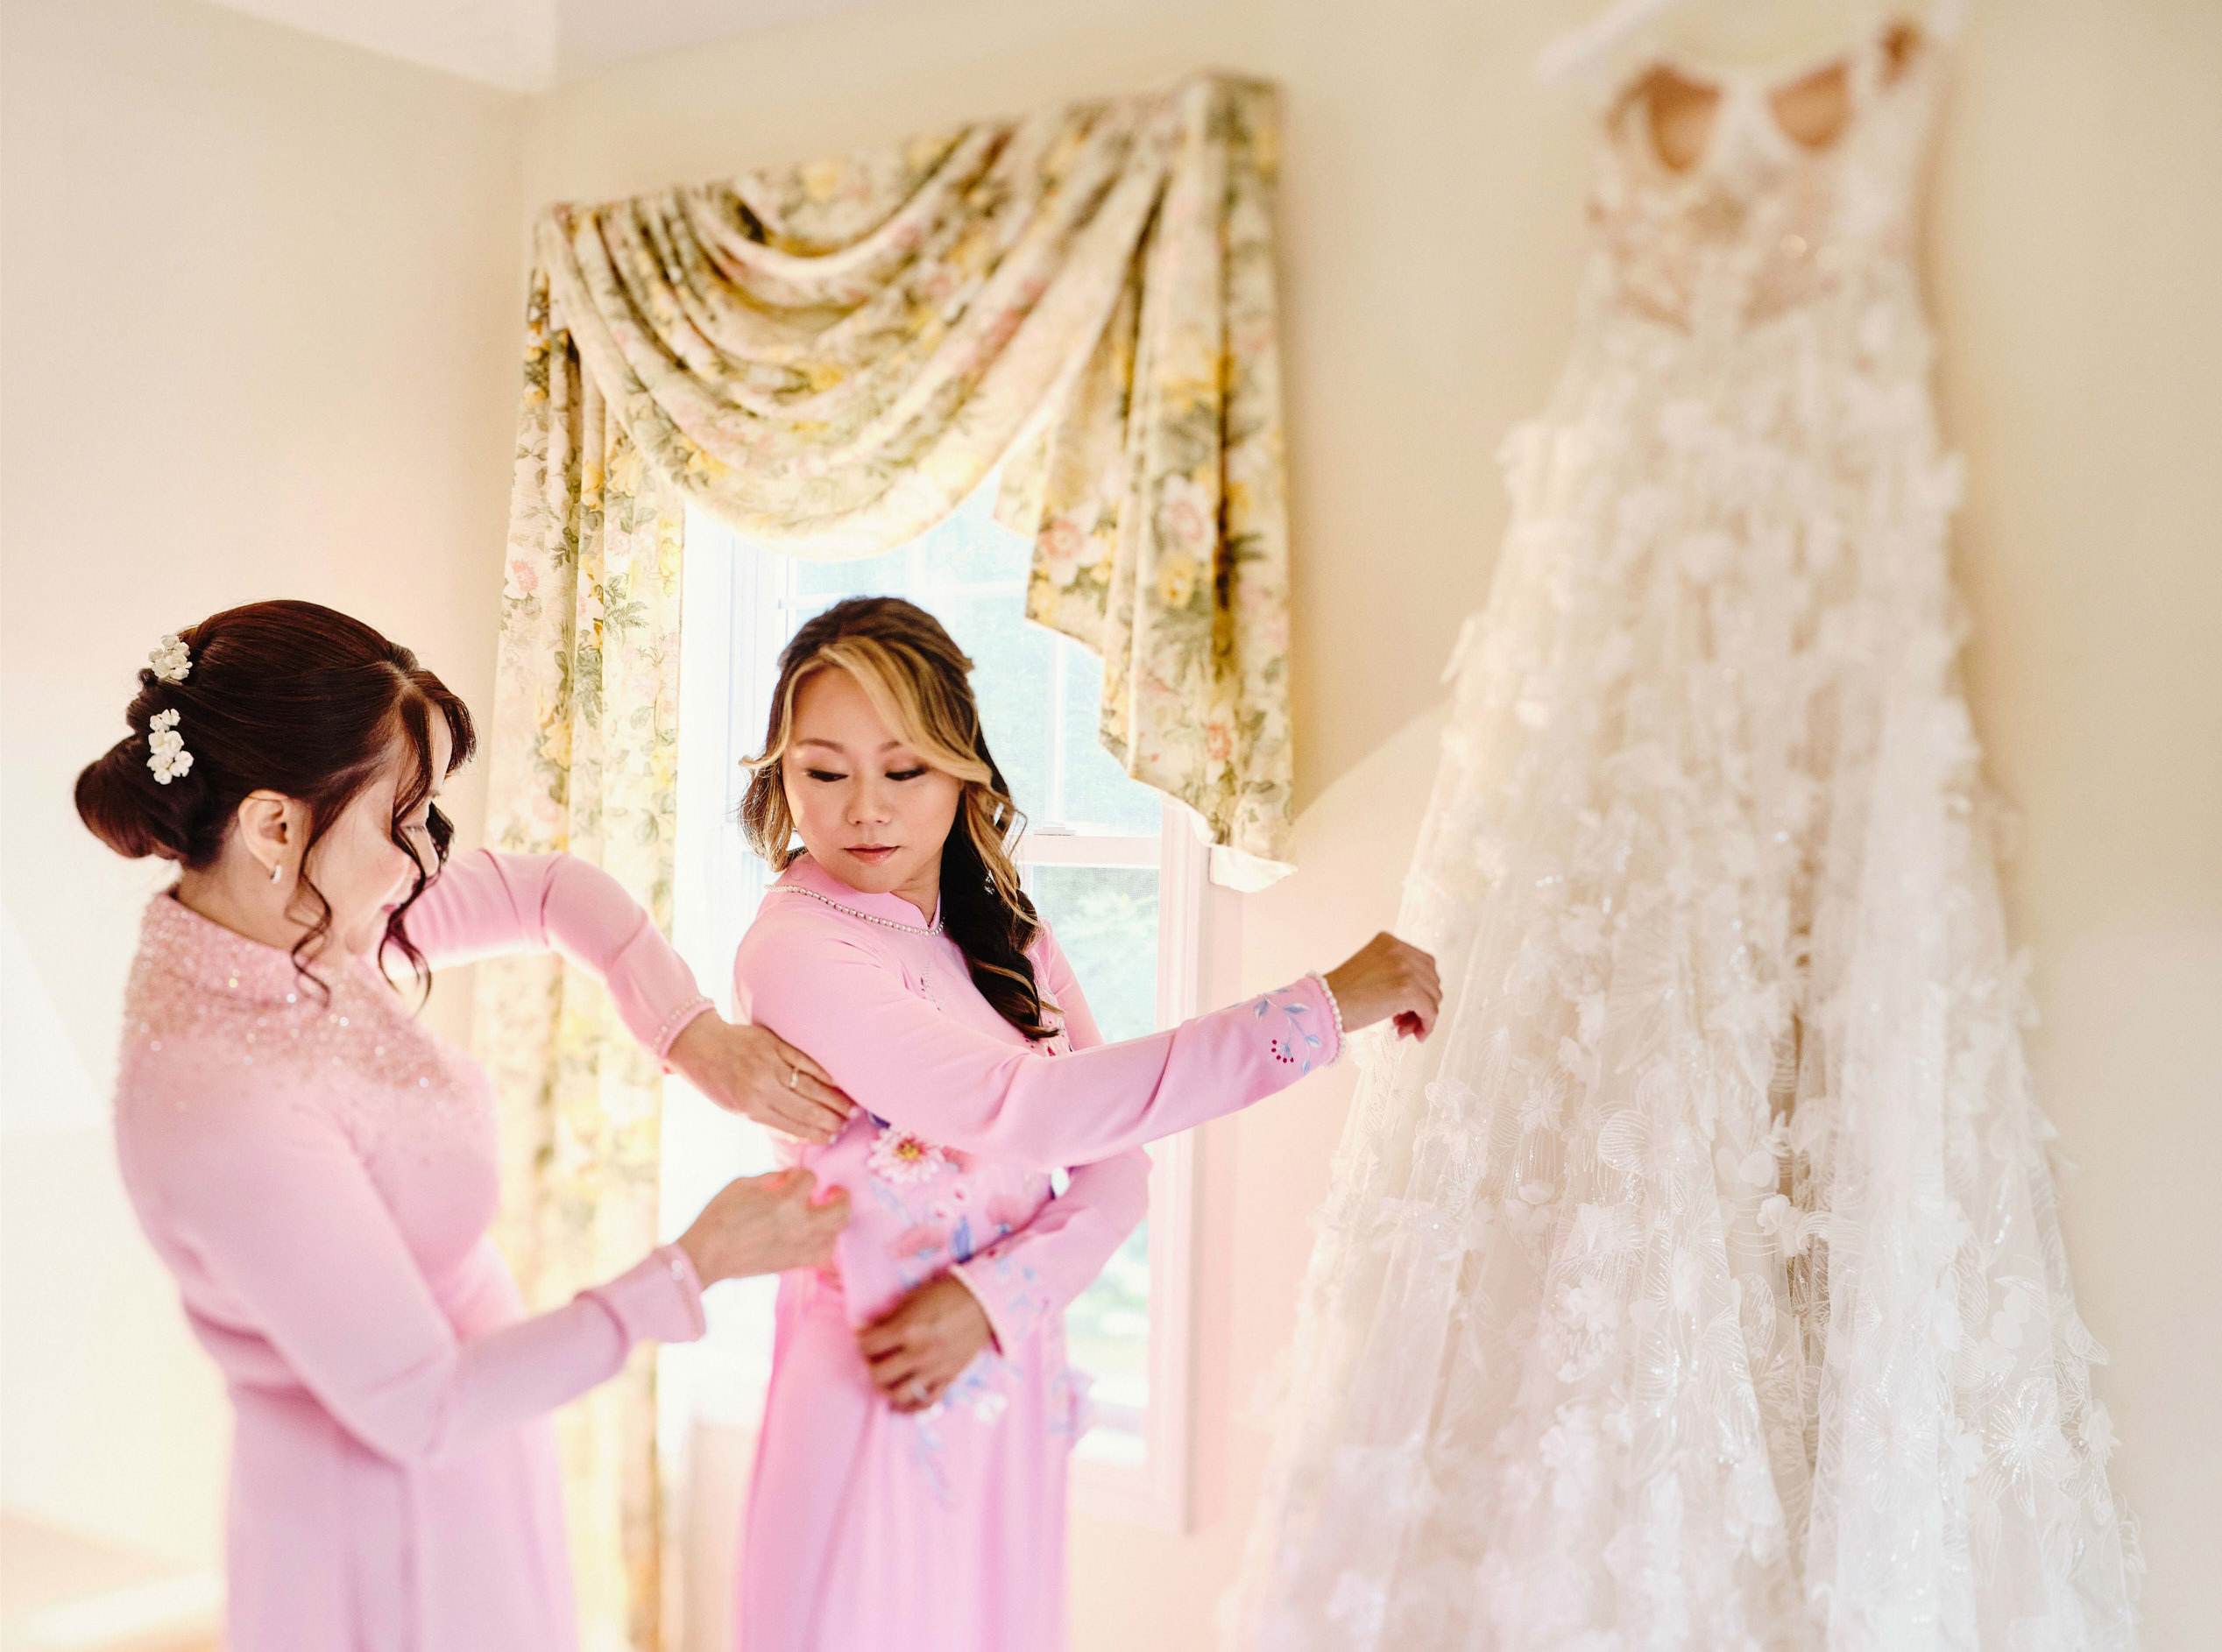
left=1255, top=987, right=1327, bottom=1075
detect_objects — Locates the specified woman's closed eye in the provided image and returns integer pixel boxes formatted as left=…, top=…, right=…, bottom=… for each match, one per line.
left=796, top=760, right=926, bottom=781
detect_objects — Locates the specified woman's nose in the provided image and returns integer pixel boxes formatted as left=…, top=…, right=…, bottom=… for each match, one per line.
left=847, top=780, right=892, bottom=824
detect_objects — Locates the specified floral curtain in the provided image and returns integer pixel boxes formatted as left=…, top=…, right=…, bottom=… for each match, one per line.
left=531, top=68, right=1293, bottom=870
left=477, top=68, right=1291, bottom=1650
left=994, top=76, right=1291, bottom=879
left=475, top=328, right=688, bottom=1652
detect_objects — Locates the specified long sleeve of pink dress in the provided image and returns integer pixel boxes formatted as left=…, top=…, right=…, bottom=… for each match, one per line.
left=111, top=849, right=716, bottom=1652
left=734, top=861, right=1341, bottom=1168
left=732, top=855, right=1341, bottom=1652
left=944, top=927, right=1150, bottom=1356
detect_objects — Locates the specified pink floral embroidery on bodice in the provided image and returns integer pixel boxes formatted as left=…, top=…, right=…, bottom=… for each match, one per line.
left=760, top=879, right=1071, bottom=1339
left=732, top=851, right=1343, bottom=1432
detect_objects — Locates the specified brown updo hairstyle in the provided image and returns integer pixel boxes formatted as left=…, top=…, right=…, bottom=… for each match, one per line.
left=740, top=597, right=1055, bottom=1042
left=74, top=600, right=476, bottom=987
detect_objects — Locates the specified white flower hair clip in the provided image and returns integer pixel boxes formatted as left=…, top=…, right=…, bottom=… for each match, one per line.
left=148, top=632, right=192, bottom=683
left=146, top=709, right=194, bottom=785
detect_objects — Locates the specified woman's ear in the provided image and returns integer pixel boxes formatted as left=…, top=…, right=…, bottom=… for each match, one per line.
left=233, top=790, right=297, bottom=880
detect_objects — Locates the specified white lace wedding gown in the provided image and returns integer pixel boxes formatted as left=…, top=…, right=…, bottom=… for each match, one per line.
left=1228, top=28, right=2137, bottom=1652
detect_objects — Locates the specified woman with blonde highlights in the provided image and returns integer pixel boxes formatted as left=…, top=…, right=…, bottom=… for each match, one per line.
left=727, top=597, right=1440, bottom=1652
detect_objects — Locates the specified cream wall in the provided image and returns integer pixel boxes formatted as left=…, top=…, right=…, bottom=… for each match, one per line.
left=0, top=0, right=524, bottom=1563
left=3, top=0, right=2215, bottom=1645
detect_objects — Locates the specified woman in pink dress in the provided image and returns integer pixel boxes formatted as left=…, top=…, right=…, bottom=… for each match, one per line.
left=727, top=598, right=1442, bottom=1651
left=75, top=600, right=855, bottom=1652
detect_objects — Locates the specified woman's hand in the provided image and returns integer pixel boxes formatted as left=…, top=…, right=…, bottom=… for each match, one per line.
left=855, top=1274, right=996, bottom=1414
left=668, top=1014, right=854, bottom=1145
left=676, top=1168, right=849, bottom=1286
left=1323, top=932, right=1442, bottom=1041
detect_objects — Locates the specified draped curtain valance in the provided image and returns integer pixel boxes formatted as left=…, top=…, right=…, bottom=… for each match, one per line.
left=477, top=70, right=1293, bottom=1651
left=514, top=68, right=1293, bottom=870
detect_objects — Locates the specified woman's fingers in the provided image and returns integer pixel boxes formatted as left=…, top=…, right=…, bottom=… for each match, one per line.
left=1405, top=941, right=1442, bottom=1037
left=764, top=1032, right=854, bottom=1140
left=755, top=1070, right=849, bottom=1145
left=859, top=1328, right=937, bottom=1409
left=1414, top=946, right=1442, bottom=998
left=870, top=1351, right=950, bottom=1412
left=1322, top=932, right=1443, bottom=1040
left=864, top=1345, right=919, bottom=1386
left=679, top=1168, right=839, bottom=1281
left=1389, top=939, right=1439, bottom=1022
left=767, top=1098, right=839, bottom=1146
left=795, top=1181, right=847, bottom=1267
left=669, top=1020, right=856, bottom=1141
left=789, top=1072, right=853, bottom=1135
left=760, top=1080, right=849, bottom=1145
left=753, top=1169, right=845, bottom=1272
left=857, top=1314, right=958, bottom=1409
left=858, top=1292, right=930, bottom=1366
left=761, top=1104, right=821, bottom=1144
left=856, top=1276, right=993, bottom=1410
left=770, top=1033, right=841, bottom=1091
left=857, top=1315, right=911, bottom=1364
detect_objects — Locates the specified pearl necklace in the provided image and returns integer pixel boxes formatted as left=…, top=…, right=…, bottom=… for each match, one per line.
left=769, top=882, right=944, bottom=935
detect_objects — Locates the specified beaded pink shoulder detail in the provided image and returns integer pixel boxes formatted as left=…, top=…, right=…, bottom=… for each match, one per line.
left=117, top=894, right=478, bottom=1132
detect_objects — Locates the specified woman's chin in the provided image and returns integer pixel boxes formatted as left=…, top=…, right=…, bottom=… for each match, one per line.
left=831, top=849, right=906, bottom=891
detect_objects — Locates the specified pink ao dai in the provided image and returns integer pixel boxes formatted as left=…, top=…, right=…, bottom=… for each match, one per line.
left=730, top=854, right=1343, bottom=1652
left=110, top=850, right=718, bottom=1652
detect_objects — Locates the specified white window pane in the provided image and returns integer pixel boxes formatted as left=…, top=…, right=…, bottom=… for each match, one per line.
left=1053, top=642, right=1164, bottom=837
left=1065, top=1216, right=1150, bottom=1467
left=1024, top=864, right=1160, bottom=1044
left=658, top=1077, right=782, bottom=1430
left=934, top=584, right=1057, bottom=823
left=791, top=544, right=906, bottom=597
left=1024, top=861, right=1160, bottom=1465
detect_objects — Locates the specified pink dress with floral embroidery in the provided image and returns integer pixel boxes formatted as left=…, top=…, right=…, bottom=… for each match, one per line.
left=110, top=851, right=717, bottom=1652
left=730, top=855, right=1341, bottom=1652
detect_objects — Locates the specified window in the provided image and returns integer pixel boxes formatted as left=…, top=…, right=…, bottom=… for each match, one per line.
left=658, top=476, right=1215, bottom=1527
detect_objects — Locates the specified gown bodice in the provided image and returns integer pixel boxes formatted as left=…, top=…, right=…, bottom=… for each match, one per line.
left=1585, top=22, right=1939, bottom=342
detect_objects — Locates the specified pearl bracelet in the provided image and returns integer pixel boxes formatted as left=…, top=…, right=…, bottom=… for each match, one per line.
left=1308, top=971, right=1348, bottom=1061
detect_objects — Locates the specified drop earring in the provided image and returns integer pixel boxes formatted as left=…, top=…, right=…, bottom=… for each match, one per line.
left=270, top=859, right=285, bottom=885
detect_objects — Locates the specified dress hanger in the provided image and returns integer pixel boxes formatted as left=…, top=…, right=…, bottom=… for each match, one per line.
left=1535, top=0, right=1964, bottom=88
left=1536, top=0, right=1689, bottom=87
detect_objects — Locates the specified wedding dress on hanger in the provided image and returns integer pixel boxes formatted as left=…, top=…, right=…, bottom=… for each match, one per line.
left=1228, top=19, right=2137, bottom=1652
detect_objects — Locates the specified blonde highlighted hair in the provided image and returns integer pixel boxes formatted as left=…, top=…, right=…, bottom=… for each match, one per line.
left=740, top=597, right=1054, bottom=1041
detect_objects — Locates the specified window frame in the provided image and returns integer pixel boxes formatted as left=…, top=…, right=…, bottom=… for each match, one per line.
left=1020, top=808, right=1211, bottom=1531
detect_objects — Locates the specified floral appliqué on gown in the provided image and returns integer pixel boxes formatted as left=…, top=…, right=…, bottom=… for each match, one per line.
left=1230, top=25, right=2139, bottom=1652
